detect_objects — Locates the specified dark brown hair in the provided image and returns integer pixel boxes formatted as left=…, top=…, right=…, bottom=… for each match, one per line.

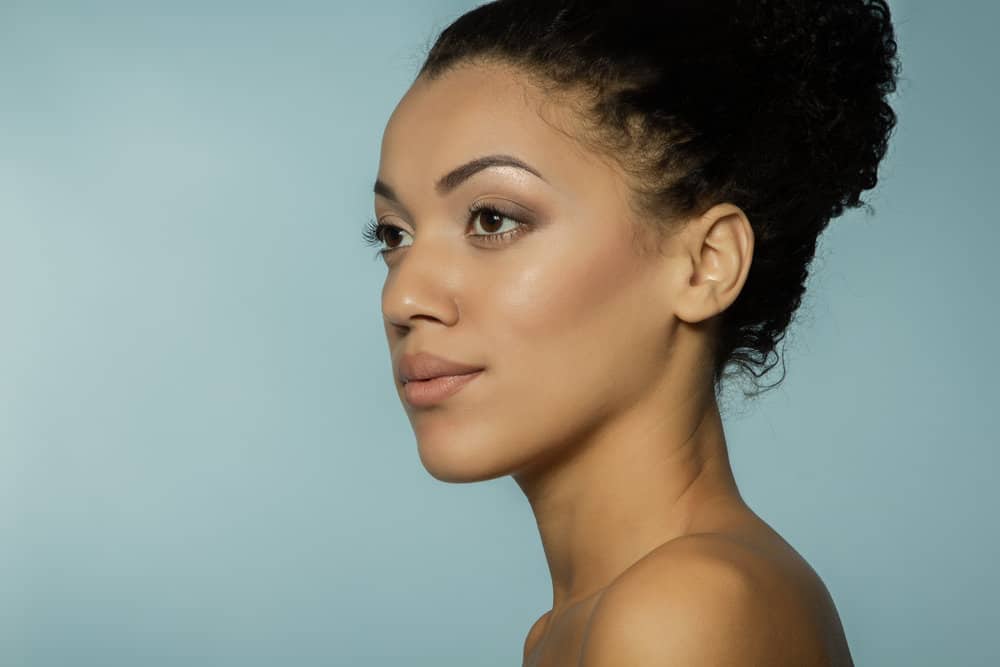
left=417, top=0, right=901, bottom=401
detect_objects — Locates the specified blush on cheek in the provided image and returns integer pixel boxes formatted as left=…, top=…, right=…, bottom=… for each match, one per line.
left=501, top=235, right=640, bottom=337
left=490, top=236, right=646, bottom=390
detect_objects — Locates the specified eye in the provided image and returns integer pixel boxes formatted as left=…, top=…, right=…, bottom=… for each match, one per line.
left=361, top=201, right=532, bottom=260
left=361, top=217, right=413, bottom=254
left=467, top=202, right=525, bottom=240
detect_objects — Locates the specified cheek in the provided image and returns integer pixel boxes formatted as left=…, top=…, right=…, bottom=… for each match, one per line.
left=485, top=230, right=650, bottom=397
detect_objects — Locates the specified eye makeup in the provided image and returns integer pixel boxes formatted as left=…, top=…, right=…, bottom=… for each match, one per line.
left=362, top=199, right=535, bottom=260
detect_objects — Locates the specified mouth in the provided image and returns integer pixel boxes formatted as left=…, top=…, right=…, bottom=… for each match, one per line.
left=402, top=370, right=484, bottom=407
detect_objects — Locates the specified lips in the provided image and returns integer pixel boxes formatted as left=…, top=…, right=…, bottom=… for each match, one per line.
left=402, top=369, right=483, bottom=407
left=398, top=351, right=484, bottom=384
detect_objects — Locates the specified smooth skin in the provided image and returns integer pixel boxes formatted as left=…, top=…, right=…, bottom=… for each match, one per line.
left=373, top=59, right=852, bottom=666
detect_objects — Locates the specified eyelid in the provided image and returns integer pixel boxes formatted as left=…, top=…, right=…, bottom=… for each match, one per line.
left=470, top=198, right=535, bottom=229
left=474, top=195, right=536, bottom=217
left=376, top=195, right=534, bottom=227
left=371, top=199, right=534, bottom=255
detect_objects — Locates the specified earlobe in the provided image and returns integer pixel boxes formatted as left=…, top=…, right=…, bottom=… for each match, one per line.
left=671, top=203, right=754, bottom=325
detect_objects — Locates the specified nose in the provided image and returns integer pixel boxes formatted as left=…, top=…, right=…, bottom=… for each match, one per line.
left=380, top=235, right=463, bottom=332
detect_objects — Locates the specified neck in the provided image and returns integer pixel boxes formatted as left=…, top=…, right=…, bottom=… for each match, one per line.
left=513, top=386, right=744, bottom=615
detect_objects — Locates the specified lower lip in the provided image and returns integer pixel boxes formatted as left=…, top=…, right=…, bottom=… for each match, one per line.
left=403, top=370, right=484, bottom=407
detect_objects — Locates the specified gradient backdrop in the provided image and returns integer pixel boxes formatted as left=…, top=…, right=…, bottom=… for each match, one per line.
left=2, top=1, right=997, bottom=665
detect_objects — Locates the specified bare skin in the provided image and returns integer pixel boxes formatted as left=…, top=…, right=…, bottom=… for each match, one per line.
left=373, top=59, right=853, bottom=665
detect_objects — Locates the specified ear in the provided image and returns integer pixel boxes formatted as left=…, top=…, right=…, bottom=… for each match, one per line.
left=667, top=203, right=754, bottom=325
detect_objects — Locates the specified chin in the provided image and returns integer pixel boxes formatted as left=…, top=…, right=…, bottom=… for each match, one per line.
left=415, top=440, right=508, bottom=484
left=412, top=424, right=524, bottom=484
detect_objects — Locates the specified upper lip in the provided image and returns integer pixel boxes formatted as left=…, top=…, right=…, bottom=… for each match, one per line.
left=398, top=351, right=484, bottom=384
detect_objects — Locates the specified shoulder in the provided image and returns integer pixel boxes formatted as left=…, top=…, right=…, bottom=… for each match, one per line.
left=521, top=609, right=551, bottom=662
left=579, top=532, right=843, bottom=666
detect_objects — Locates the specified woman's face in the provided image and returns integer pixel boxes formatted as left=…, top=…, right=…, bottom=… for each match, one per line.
left=374, top=61, right=685, bottom=483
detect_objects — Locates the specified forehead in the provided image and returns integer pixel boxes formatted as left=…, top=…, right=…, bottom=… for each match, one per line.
left=378, top=61, right=617, bottom=196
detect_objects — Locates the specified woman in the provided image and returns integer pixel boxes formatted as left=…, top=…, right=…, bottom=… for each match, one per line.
left=364, top=1, right=899, bottom=664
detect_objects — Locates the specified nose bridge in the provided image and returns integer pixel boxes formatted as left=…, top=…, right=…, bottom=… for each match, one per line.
left=381, top=231, right=463, bottom=328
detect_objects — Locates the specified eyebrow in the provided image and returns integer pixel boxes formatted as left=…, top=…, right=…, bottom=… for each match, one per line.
left=373, top=153, right=547, bottom=214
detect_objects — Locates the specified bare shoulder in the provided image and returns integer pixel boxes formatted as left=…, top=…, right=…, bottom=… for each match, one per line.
left=579, top=531, right=853, bottom=666
left=521, top=609, right=551, bottom=663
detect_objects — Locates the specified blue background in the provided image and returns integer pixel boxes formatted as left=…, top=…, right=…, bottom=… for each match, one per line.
left=2, top=1, right=997, bottom=665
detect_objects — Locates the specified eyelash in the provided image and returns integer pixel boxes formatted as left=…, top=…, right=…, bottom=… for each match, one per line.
left=361, top=202, right=530, bottom=260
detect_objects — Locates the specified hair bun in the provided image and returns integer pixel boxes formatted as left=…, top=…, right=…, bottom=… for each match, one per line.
left=419, top=0, right=902, bottom=397
left=732, top=0, right=901, bottom=215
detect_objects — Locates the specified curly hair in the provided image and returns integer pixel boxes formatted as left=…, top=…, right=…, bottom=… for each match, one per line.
left=416, top=0, right=902, bottom=401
